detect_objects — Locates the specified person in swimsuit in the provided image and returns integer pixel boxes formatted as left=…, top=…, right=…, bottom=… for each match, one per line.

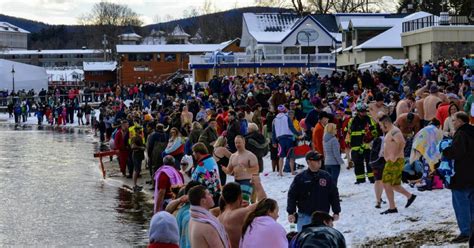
left=213, top=136, right=232, bottom=185
left=222, top=135, right=259, bottom=203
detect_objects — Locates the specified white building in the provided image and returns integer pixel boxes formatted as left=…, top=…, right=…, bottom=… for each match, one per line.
left=240, top=13, right=342, bottom=67
left=167, top=25, right=191, bottom=44
left=118, top=26, right=142, bottom=45
left=0, top=22, right=29, bottom=50
left=142, top=29, right=167, bottom=45
left=0, top=59, right=48, bottom=92
left=0, top=49, right=109, bottom=68
left=189, top=13, right=343, bottom=80
left=337, top=12, right=434, bottom=68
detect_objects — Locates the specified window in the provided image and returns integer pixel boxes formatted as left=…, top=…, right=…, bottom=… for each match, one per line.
left=301, top=46, right=316, bottom=54
left=156, top=53, right=161, bottom=62
left=265, top=46, right=283, bottom=55
left=128, top=53, right=153, bottom=61
left=318, top=46, right=331, bottom=53
left=164, top=53, right=176, bottom=62
left=284, top=47, right=299, bottom=54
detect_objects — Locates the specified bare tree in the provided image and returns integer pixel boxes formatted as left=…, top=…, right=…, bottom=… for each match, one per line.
left=201, top=0, right=219, bottom=15
left=290, top=0, right=307, bottom=15
left=183, top=7, right=201, bottom=19
left=79, top=1, right=143, bottom=26
left=255, top=0, right=289, bottom=8
left=153, top=15, right=162, bottom=24
left=308, top=0, right=334, bottom=14
left=256, top=0, right=393, bottom=13
left=78, top=1, right=143, bottom=55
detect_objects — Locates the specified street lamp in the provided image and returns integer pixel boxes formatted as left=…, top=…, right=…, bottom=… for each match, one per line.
left=253, top=49, right=258, bottom=73
left=11, top=65, right=15, bottom=94
left=296, top=31, right=311, bottom=72
left=332, top=40, right=338, bottom=73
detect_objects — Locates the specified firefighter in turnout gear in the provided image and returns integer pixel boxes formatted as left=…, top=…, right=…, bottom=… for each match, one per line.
left=345, top=103, right=378, bottom=184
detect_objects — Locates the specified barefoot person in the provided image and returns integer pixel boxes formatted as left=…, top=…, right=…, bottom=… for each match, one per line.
left=379, top=115, right=416, bottom=214
left=222, top=135, right=259, bottom=203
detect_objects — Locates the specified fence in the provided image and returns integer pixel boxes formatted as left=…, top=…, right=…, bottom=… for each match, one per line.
left=402, top=15, right=472, bottom=33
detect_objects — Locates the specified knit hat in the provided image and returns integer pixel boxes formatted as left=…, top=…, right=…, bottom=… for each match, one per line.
left=149, top=211, right=179, bottom=244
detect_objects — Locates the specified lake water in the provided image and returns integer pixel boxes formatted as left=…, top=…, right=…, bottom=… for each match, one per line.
left=0, top=125, right=152, bottom=246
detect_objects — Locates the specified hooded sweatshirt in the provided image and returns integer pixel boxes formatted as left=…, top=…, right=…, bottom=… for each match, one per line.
left=272, top=113, right=300, bottom=144
left=148, top=211, right=179, bottom=247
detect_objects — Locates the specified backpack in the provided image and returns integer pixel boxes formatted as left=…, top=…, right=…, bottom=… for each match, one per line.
left=109, top=128, right=119, bottom=149
left=290, top=225, right=346, bottom=248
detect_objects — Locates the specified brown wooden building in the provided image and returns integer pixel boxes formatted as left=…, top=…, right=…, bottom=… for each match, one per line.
left=116, top=39, right=242, bottom=85
left=83, top=61, right=117, bottom=86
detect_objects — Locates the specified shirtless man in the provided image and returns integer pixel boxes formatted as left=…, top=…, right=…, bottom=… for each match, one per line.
left=396, top=94, right=415, bottom=118
left=379, top=115, right=416, bottom=214
left=423, top=85, right=442, bottom=125
left=218, top=180, right=266, bottom=248
left=222, top=135, right=259, bottom=203
left=394, top=112, right=421, bottom=138
left=369, top=92, right=389, bottom=123
left=188, top=185, right=229, bottom=248
left=415, top=93, right=427, bottom=125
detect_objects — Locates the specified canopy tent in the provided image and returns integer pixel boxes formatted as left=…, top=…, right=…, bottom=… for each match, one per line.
left=0, top=59, right=48, bottom=93
left=358, top=56, right=406, bottom=72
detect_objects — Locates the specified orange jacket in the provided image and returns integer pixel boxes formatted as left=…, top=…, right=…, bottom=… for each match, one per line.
left=312, top=122, right=325, bottom=155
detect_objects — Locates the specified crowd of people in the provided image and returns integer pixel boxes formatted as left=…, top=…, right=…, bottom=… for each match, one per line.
left=6, top=56, right=474, bottom=247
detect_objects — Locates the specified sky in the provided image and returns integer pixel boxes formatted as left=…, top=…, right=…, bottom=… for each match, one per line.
left=0, top=0, right=257, bottom=25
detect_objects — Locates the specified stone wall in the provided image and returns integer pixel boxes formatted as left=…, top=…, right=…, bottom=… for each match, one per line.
left=432, top=42, right=474, bottom=60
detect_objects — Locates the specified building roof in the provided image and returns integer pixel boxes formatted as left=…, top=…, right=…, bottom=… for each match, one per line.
left=339, top=21, right=349, bottom=31
left=243, top=13, right=340, bottom=43
left=116, top=40, right=235, bottom=53
left=349, top=18, right=401, bottom=29
left=354, top=12, right=433, bottom=50
left=0, top=22, right=30, bottom=34
left=170, top=25, right=190, bottom=37
left=119, top=33, right=142, bottom=40
left=119, top=26, right=142, bottom=40
left=312, top=14, right=339, bottom=32
left=83, top=61, right=117, bottom=71
left=0, top=49, right=107, bottom=55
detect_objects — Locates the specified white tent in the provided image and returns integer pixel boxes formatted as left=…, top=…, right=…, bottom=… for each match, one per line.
left=358, top=56, right=406, bottom=72
left=0, top=59, right=48, bottom=92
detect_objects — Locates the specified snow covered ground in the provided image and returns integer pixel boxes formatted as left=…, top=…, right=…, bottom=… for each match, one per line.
left=0, top=112, right=462, bottom=246
left=260, top=156, right=460, bottom=246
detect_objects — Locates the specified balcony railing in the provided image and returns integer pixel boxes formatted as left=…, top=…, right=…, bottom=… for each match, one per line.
left=189, top=53, right=335, bottom=67
left=402, top=15, right=473, bottom=33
